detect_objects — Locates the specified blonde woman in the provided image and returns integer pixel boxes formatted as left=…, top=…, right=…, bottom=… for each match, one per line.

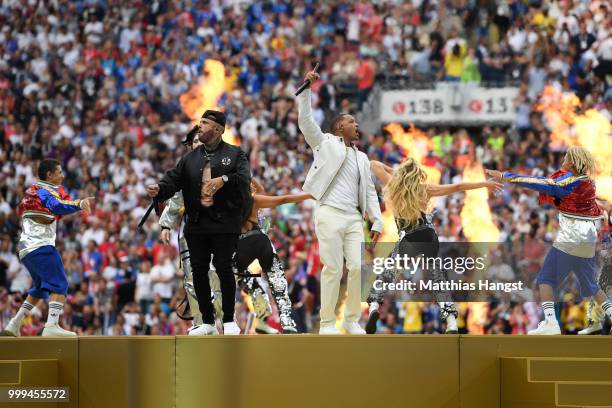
left=366, top=158, right=502, bottom=334
left=486, top=146, right=612, bottom=335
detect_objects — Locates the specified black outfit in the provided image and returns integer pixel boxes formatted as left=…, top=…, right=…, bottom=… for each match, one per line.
left=368, top=213, right=457, bottom=319
left=233, top=224, right=296, bottom=329
left=157, top=140, right=251, bottom=324
left=395, top=214, right=439, bottom=261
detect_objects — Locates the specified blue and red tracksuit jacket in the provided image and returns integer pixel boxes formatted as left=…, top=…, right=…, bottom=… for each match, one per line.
left=502, top=169, right=601, bottom=221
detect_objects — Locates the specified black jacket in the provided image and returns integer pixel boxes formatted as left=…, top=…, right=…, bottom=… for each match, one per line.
left=157, top=141, right=251, bottom=234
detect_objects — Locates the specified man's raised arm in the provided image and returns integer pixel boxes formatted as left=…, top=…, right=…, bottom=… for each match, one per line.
left=297, top=71, right=325, bottom=148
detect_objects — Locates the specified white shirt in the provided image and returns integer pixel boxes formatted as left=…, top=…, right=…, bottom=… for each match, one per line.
left=84, top=21, right=104, bottom=44
left=102, top=266, right=120, bottom=283
left=123, top=312, right=140, bottom=335
left=18, top=218, right=57, bottom=259
left=321, top=146, right=360, bottom=213
left=554, top=214, right=599, bottom=258
left=136, top=272, right=153, bottom=301
left=150, top=262, right=175, bottom=299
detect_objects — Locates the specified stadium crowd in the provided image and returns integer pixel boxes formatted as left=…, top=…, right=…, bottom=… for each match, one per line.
left=0, top=0, right=610, bottom=335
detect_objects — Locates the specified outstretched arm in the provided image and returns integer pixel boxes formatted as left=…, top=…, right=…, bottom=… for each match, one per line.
left=253, top=193, right=313, bottom=209
left=370, top=160, right=393, bottom=185
left=37, top=188, right=83, bottom=215
left=426, top=180, right=502, bottom=197
left=297, top=70, right=325, bottom=148
left=486, top=169, right=585, bottom=198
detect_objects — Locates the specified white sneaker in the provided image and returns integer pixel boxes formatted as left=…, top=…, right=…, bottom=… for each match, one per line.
left=188, top=324, right=219, bottom=336
left=42, top=324, right=77, bottom=337
left=445, top=315, right=458, bottom=334
left=0, top=323, right=20, bottom=337
left=319, top=325, right=342, bottom=335
left=528, top=319, right=561, bottom=335
left=255, top=320, right=279, bottom=335
left=187, top=324, right=203, bottom=335
left=282, top=325, right=298, bottom=334
left=578, top=319, right=603, bottom=335
left=223, top=322, right=241, bottom=335
left=342, top=321, right=366, bottom=335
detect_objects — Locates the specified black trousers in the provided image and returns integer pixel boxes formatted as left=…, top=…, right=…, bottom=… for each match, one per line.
left=233, top=231, right=295, bottom=328
left=184, top=232, right=238, bottom=324
left=234, top=232, right=275, bottom=272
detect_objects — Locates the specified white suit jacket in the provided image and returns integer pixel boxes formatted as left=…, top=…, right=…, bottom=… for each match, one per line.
left=297, top=89, right=383, bottom=232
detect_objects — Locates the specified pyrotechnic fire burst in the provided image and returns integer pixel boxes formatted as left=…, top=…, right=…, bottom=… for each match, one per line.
left=380, top=123, right=442, bottom=243
left=179, top=59, right=240, bottom=146
left=460, top=162, right=500, bottom=243
left=536, top=86, right=611, bottom=201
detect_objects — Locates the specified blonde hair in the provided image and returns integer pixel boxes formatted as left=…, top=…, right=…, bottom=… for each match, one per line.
left=565, top=146, right=596, bottom=176
left=383, top=158, right=429, bottom=230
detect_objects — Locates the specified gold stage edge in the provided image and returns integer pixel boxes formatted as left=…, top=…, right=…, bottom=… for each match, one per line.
left=0, top=335, right=611, bottom=408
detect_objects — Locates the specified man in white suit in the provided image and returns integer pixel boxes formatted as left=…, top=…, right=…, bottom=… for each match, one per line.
left=297, top=69, right=383, bottom=334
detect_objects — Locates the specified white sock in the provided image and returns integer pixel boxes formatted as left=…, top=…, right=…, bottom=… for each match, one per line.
left=542, top=301, right=556, bottom=322
left=9, top=301, right=34, bottom=327
left=369, top=302, right=380, bottom=313
left=601, top=301, right=612, bottom=320
left=46, top=301, right=63, bottom=326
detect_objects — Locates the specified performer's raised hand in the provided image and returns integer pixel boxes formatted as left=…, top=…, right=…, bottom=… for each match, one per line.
left=79, top=197, right=95, bottom=214
left=484, top=169, right=503, bottom=181
left=304, top=70, right=320, bottom=87
left=147, top=184, right=160, bottom=198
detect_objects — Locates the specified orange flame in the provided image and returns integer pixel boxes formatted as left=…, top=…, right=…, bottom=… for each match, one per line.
left=380, top=123, right=441, bottom=242
left=384, top=123, right=441, bottom=184
left=536, top=86, right=612, bottom=201
left=179, top=59, right=240, bottom=146
left=460, top=162, right=500, bottom=242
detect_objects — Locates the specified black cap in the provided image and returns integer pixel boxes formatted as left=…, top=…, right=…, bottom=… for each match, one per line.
left=182, top=126, right=199, bottom=146
left=201, top=110, right=226, bottom=128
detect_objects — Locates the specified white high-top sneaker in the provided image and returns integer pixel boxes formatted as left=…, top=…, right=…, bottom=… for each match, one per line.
left=578, top=319, right=603, bottom=335
left=188, top=324, right=219, bottom=336
left=255, top=320, right=279, bottom=335
left=319, top=324, right=341, bottom=335
left=342, top=321, right=366, bottom=335
left=445, top=315, right=458, bottom=334
left=0, top=322, right=20, bottom=337
left=42, top=324, right=77, bottom=337
left=223, top=322, right=241, bottom=335
left=282, top=325, right=298, bottom=334
left=279, top=315, right=298, bottom=334
left=528, top=319, right=561, bottom=335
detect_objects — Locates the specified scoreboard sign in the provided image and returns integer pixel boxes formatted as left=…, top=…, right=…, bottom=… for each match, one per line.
left=380, top=84, right=519, bottom=124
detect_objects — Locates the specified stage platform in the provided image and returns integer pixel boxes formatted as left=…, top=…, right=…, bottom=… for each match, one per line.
left=1, top=335, right=611, bottom=408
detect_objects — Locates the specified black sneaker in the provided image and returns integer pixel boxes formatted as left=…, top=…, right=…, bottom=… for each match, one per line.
left=365, top=308, right=380, bottom=334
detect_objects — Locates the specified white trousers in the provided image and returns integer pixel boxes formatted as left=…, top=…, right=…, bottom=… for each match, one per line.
left=315, top=205, right=364, bottom=327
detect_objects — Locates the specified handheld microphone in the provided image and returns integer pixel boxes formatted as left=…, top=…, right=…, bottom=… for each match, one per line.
left=294, top=62, right=320, bottom=96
